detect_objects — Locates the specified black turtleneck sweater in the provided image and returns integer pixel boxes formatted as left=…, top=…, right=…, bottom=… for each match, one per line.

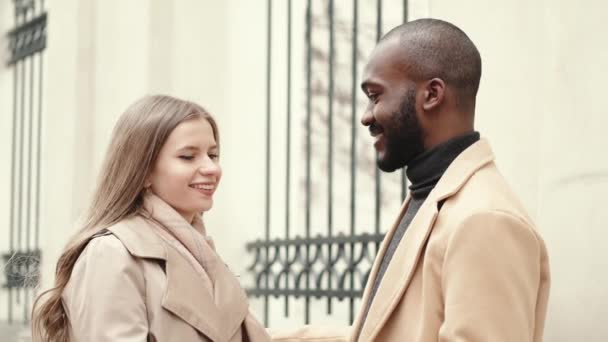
left=360, top=131, right=480, bottom=324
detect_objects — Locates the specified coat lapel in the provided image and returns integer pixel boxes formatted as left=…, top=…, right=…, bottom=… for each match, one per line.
left=110, top=216, right=251, bottom=342
left=208, top=245, right=251, bottom=339
left=349, top=197, right=411, bottom=339
left=161, top=244, right=250, bottom=341
left=356, top=198, right=438, bottom=342
left=353, top=138, right=496, bottom=341
left=161, top=244, right=226, bottom=341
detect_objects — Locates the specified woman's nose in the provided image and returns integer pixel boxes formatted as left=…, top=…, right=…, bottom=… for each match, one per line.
left=198, top=158, right=221, bottom=177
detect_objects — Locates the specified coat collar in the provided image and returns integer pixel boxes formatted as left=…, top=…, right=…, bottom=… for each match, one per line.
left=108, top=216, right=266, bottom=341
left=352, top=138, right=495, bottom=341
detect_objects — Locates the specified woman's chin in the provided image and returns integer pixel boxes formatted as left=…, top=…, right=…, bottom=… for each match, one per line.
left=196, top=201, right=213, bottom=213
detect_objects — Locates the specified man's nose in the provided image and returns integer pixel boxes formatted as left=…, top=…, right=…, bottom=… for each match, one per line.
left=360, top=107, right=374, bottom=127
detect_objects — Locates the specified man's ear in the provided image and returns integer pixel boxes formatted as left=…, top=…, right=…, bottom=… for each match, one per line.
left=422, top=78, right=446, bottom=111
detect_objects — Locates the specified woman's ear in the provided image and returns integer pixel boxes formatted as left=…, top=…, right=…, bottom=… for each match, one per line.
left=144, top=176, right=152, bottom=189
left=422, top=78, right=446, bottom=111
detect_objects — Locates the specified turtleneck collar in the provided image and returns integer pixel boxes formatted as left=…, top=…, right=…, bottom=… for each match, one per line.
left=406, top=131, right=480, bottom=199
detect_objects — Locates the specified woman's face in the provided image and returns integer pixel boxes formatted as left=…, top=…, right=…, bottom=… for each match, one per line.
left=147, top=116, right=221, bottom=223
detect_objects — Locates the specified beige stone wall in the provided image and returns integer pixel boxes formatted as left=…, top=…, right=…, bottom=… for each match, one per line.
left=0, top=0, right=607, bottom=340
left=428, top=1, right=608, bottom=340
left=0, top=0, right=16, bottom=324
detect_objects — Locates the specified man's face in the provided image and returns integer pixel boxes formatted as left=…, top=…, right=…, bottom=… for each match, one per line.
left=360, top=39, right=426, bottom=172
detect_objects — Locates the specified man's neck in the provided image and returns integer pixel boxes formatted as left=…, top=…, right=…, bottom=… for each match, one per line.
left=406, top=131, right=480, bottom=199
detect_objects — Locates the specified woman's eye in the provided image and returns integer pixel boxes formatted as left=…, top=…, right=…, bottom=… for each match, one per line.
left=369, top=93, right=378, bottom=102
left=209, top=154, right=219, bottom=160
left=179, top=155, right=195, bottom=161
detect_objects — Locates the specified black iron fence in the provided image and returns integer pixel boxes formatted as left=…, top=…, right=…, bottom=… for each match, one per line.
left=246, top=0, right=408, bottom=326
left=2, top=0, right=47, bottom=324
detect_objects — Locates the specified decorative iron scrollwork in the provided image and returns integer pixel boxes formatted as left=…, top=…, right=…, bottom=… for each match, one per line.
left=2, top=249, right=41, bottom=289
left=7, top=12, right=47, bottom=64
left=246, top=233, right=383, bottom=300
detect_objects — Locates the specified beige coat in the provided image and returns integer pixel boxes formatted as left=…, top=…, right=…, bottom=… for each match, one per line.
left=62, top=213, right=270, bottom=341
left=272, top=139, right=550, bottom=341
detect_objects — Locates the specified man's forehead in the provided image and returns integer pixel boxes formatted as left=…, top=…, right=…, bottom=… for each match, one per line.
left=364, top=38, right=408, bottom=80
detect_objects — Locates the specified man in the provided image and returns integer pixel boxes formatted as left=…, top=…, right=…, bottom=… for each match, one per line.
left=272, top=18, right=550, bottom=342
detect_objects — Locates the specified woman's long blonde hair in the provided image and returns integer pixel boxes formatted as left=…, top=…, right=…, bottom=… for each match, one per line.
left=31, top=95, right=219, bottom=342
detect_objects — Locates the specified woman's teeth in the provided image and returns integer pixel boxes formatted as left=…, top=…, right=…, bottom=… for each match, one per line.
left=190, top=184, right=214, bottom=190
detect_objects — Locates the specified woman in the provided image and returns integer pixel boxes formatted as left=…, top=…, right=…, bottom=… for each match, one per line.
left=32, top=95, right=269, bottom=341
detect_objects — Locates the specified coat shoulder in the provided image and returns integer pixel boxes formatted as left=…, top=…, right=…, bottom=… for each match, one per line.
left=63, top=229, right=150, bottom=341
left=80, top=232, right=134, bottom=264
left=430, top=161, right=547, bottom=254
left=443, top=162, right=534, bottom=228
left=67, top=233, right=146, bottom=298
left=106, top=215, right=167, bottom=260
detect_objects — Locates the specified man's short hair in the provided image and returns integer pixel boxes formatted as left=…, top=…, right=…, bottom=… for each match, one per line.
left=383, top=19, right=482, bottom=108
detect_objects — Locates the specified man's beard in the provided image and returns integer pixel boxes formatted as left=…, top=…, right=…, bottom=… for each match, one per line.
left=376, top=89, right=425, bottom=172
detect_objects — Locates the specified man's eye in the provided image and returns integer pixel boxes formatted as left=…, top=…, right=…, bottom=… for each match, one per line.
left=368, top=93, right=378, bottom=102
left=179, top=155, right=195, bottom=161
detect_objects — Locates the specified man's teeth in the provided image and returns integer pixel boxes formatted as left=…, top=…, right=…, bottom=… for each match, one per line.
left=191, top=184, right=214, bottom=190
